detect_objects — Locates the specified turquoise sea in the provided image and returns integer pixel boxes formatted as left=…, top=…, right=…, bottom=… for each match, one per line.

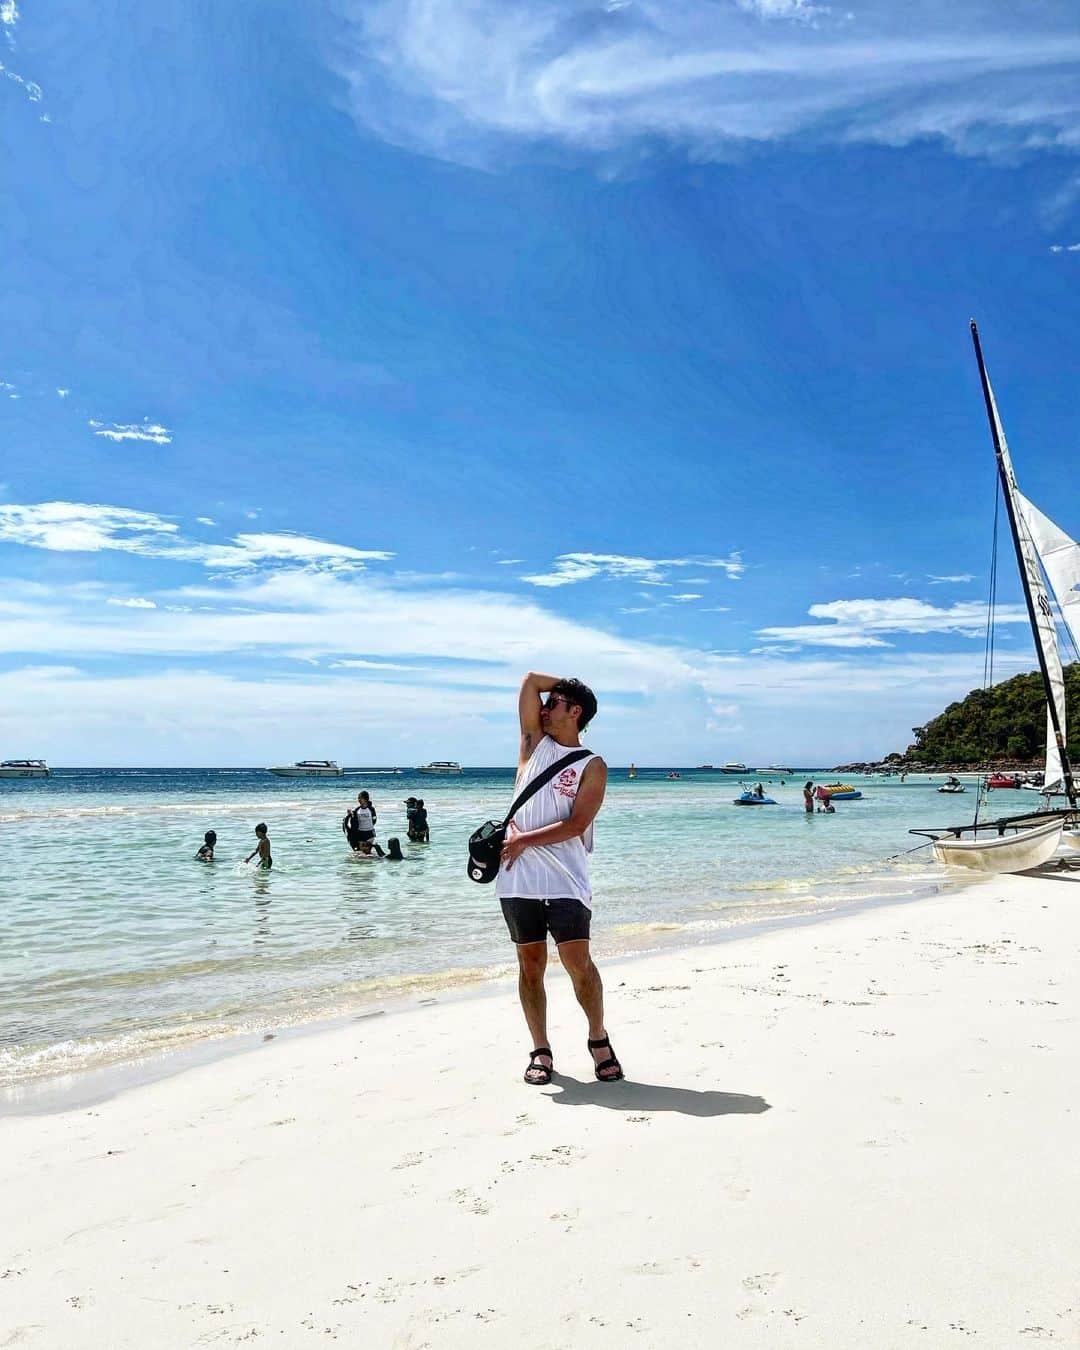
left=0, top=765, right=1004, bottom=1102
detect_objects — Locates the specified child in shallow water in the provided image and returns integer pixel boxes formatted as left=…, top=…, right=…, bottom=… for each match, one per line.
left=195, top=829, right=217, bottom=861
left=385, top=837, right=404, bottom=861
left=245, top=823, right=272, bottom=869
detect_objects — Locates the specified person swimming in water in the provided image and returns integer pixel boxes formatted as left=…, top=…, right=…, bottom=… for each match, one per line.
left=245, top=823, right=272, bottom=869
left=195, top=829, right=217, bottom=861
left=385, top=837, right=404, bottom=861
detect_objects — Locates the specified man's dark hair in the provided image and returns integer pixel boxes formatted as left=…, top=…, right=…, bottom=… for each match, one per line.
left=553, top=677, right=597, bottom=733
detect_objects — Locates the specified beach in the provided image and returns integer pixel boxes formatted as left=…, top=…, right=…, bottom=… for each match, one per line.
left=4, top=866, right=1079, bottom=1348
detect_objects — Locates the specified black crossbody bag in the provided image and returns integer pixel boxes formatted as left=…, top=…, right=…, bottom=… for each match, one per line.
left=467, top=749, right=592, bottom=884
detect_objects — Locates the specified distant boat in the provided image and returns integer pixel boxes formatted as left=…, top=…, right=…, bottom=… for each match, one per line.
left=938, top=778, right=966, bottom=794
left=764, top=765, right=793, bottom=774
left=267, top=760, right=343, bottom=778
left=695, top=764, right=714, bottom=770
left=417, top=761, right=463, bottom=775
left=0, top=758, right=50, bottom=778
left=986, top=773, right=1021, bottom=789
left=720, top=762, right=750, bottom=774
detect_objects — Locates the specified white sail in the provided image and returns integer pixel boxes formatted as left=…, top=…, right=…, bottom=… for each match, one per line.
left=1016, top=492, right=1080, bottom=791
left=985, top=375, right=1069, bottom=792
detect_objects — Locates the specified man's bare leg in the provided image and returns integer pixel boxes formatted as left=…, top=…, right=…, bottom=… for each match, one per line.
left=558, top=940, right=620, bottom=1079
left=516, top=942, right=551, bottom=1080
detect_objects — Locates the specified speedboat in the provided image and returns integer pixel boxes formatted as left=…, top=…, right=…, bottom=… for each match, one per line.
left=720, top=762, right=750, bottom=774
left=0, top=758, right=50, bottom=778
left=734, top=790, right=776, bottom=805
left=267, top=760, right=344, bottom=778
left=938, top=779, right=966, bottom=794
left=417, top=761, right=463, bottom=775
left=764, top=765, right=793, bottom=774
left=986, top=773, right=1021, bottom=789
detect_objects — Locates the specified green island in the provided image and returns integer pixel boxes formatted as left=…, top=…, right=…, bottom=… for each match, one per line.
left=837, top=662, right=1080, bottom=772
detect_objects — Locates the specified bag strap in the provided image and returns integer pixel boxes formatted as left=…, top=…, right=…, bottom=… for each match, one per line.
left=501, top=749, right=593, bottom=829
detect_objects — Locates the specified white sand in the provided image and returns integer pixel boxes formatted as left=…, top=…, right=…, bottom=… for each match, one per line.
left=4, top=871, right=1080, bottom=1348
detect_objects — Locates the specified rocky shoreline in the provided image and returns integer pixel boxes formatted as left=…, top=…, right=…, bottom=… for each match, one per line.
left=832, top=759, right=1043, bottom=776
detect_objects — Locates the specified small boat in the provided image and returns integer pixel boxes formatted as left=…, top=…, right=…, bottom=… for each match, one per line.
left=910, top=322, right=1079, bottom=873
left=820, top=784, right=863, bottom=800
left=938, top=781, right=966, bottom=794
left=720, top=762, right=750, bottom=774
left=764, top=765, right=793, bottom=774
left=696, top=764, right=714, bottom=770
left=734, top=790, right=776, bottom=805
left=417, top=761, right=463, bottom=775
left=931, top=817, right=1063, bottom=872
left=0, top=758, right=50, bottom=778
left=267, top=760, right=343, bottom=778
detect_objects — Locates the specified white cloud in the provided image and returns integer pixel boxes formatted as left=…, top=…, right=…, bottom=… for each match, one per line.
left=1050, top=243, right=1080, bottom=253
left=196, top=516, right=216, bottom=526
left=496, top=558, right=524, bottom=565
left=336, top=0, right=1080, bottom=168
left=758, top=596, right=1026, bottom=647
left=927, top=573, right=975, bottom=584
left=92, top=420, right=172, bottom=445
left=56, top=388, right=69, bottom=398
left=522, top=550, right=744, bottom=587
left=107, top=597, right=157, bottom=609
left=1, top=63, right=41, bottom=103
left=0, top=501, right=395, bottom=574
left=1, top=0, right=18, bottom=26
left=736, top=0, right=825, bottom=21
left=670, top=593, right=702, bottom=602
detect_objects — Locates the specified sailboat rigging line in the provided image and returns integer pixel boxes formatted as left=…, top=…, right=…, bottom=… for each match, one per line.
left=884, top=839, right=935, bottom=862
left=969, top=319, right=1077, bottom=810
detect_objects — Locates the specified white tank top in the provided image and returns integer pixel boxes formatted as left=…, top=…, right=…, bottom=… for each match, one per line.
left=495, top=735, right=600, bottom=908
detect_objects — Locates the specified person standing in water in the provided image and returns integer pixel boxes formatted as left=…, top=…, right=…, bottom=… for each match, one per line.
left=803, top=781, right=815, bottom=814
left=195, top=829, right=217, bottom=861
left=497, top=672, right=621, bottom=1086
left=245, top=823, right=272, bottom=869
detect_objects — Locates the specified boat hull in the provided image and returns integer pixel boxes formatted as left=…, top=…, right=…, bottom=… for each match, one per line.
left=931, top=818, right=1064, bottom=873
left=0, top=767, right=50, bottom=778
left=267, top=766, right=343, bottom=778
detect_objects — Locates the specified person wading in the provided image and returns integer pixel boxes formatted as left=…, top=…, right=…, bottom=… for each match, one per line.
left=497, top=672, right=622, bottom=1086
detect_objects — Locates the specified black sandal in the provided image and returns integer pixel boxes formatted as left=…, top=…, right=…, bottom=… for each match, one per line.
left=524, top=1047, right=554, bottom=1086
left=588, top=1035, right=624, bottom=1082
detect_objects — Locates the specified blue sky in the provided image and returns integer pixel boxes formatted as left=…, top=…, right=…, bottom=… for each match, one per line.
left=2, top=0, right=1079, bottom=765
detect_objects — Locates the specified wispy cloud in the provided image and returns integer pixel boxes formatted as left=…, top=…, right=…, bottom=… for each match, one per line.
left=56, top=388, right=69, bottom=398
left=91, top=419, right=173, bottom=445
left=196, top=516, right=216, bottom=526
left=337, top=0, right=1080, bottom=169
left=522, top=551, right=744, bottom=588
left=927, top=573, right=975, bottom=584
left=1, top=0, right=18, bottom=28
left=107, top=597, right=157, bottom=609
left=670, top=593, right=702, bottom=602
left=1050, top=243, right=1080, bottom=253
left=758, top=597, right=1022, bottom=648
left=0, top=501, right=395, bottom=574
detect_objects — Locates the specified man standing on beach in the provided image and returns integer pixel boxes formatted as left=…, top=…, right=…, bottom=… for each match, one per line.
left=497, top=672, right=622, bottom=1086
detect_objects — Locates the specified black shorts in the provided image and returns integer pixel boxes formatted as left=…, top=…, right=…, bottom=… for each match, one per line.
left=500, top=897, right=592, bottom=946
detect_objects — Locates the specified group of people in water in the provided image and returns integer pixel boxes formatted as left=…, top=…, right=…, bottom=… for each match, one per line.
left=803, top=780, right=836, bottom=813
left=193, top=791, right=433, bottom=867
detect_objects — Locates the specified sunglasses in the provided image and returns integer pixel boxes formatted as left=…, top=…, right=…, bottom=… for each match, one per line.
left=542, top=695, right=573, bottom=711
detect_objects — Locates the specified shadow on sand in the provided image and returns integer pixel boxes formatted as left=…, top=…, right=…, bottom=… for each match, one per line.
left=545, top=1072, right=770, bottom=1119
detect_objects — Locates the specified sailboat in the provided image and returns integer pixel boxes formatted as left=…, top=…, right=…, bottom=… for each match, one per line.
left=909, top=322, right=1079, bottom=873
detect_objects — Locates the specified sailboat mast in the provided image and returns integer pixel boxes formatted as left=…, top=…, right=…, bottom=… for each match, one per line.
left=969, top=320, right=1077, bottom=809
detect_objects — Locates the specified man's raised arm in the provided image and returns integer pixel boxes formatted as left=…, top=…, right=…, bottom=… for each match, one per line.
left=517, top=671, right=559, bottom=768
